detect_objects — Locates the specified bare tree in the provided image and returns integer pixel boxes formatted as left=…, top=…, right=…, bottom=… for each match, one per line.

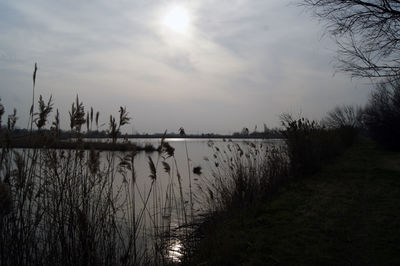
left=323, top=105, right=363, bottom=128
left=302, top=0, right=400, bottom=80
left=364, top=79, right=400, bottom=149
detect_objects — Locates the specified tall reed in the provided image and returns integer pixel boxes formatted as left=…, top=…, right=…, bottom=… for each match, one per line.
left=197, top=139, right=289, bottom=214
left=281, top=113, right=357, bottom=175
left=0, top=65, right=192, bottom=265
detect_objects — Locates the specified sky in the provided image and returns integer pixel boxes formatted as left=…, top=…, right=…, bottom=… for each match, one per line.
left=0, top=0, right=372, bottom=134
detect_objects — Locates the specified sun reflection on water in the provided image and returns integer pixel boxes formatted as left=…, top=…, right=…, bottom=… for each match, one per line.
left=167, top=240, right=184, bottom=263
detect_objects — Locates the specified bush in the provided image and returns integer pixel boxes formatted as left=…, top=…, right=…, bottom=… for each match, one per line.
left=364, top=80, right=400, bottom=150
left=322, top=105, right=362, bottom=147
left=281, top=114, right=354, bottom=175
left=323, top=105, right=363, bottom=129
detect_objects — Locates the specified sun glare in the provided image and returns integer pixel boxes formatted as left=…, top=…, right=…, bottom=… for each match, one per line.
left=162, top=6, right=190, bottom=34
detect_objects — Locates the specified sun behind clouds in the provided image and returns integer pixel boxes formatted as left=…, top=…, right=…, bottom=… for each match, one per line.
left=162, top=5, right=191, bottom=34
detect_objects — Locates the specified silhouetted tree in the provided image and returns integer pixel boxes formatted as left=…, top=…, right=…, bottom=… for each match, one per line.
left=0, top=99, right=4, bottom=130
left=241, top=127, right=249, bottom=136
left=364, top=79, right=400, bottom=150
left=263, top=123, right=269, bottom=134
left=323, top=105, right=363, bottom=129
left=303, top=0, right=400, bottom=80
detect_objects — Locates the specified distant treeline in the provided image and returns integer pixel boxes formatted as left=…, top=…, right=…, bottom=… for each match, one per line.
left=6, top=127, right=283, bottom=140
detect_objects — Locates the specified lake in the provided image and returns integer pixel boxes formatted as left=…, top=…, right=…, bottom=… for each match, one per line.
left=0, top=137, right=284, bottom=264
left=107, top=138, right=284, bottom=262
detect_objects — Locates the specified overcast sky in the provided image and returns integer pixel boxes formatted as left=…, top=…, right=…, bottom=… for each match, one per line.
left=0, top=0, right=371, bottom=134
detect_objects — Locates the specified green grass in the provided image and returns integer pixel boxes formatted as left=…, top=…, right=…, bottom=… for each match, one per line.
left=188, top=138, right=400, bottom=265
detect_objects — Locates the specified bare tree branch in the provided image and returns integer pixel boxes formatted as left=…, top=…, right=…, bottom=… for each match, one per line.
left=302, top=0, right=400, bottom=80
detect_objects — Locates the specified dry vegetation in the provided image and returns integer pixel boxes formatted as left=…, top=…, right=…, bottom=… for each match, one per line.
left=0, top=68, right=197, bottom=265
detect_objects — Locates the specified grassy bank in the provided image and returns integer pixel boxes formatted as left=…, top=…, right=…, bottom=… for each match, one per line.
left=188, top=138, right=400, bottom=265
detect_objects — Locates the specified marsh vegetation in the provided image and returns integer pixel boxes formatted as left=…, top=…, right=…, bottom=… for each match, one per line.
left=1, top=58, right=398, bottom=265
left=0, top=88, right=289, bottom=265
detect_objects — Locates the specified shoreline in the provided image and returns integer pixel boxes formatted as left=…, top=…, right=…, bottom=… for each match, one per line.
left=186, top=138, right=400, bottom=265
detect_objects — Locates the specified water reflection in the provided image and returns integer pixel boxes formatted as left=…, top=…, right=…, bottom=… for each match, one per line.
left=96, top=138, right=284, bottom=262
left=167, top=240, right=184, bottom=263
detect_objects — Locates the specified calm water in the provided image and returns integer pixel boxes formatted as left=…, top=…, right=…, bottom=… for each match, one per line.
left=116, top=138, right=284, bottom=210
left=107, top=138, right=284, bottom=262
left=8, top=138, right=283, bottom=263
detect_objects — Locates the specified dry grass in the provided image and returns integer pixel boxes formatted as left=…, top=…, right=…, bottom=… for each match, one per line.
left=195, top=139, right=289, bottom=214
left=0, top=66, right=193, bottom=265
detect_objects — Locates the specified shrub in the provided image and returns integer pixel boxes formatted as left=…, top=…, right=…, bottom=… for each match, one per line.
left=322, top=105, right=362, bottom=147
left=281, top=114, right=351, bottom=175
left=363, top=80, right=400, bottom=150
left=323, top=104, right=363, bottom=129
